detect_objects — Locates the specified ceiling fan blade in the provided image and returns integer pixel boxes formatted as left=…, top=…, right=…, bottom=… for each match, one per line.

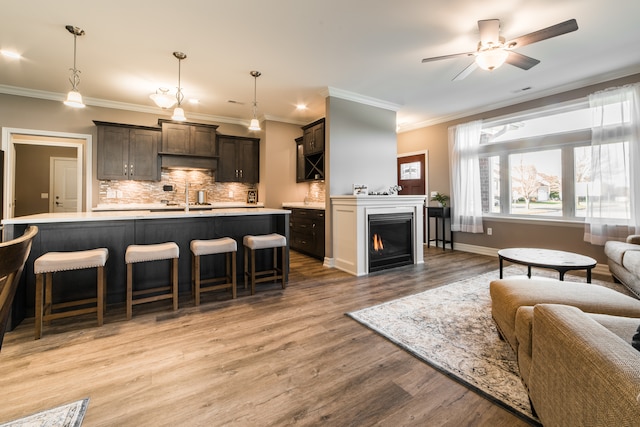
left=422, top=52, right=474, bottom=63
left=478, top=19, right=501, bottom=46
left=505, top=51, right=540, bottom=70
left=505, top=18, right=578, bottom=49
left=453, top=61, right=478, bottom=81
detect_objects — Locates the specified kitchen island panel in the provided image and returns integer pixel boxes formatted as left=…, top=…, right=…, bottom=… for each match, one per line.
left=4, top=210, right=289, bottom=328
left=11, top=221, right=134, bottom=326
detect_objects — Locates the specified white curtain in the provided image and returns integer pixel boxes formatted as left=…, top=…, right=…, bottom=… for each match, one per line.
left=448, top=120, right=484, bottom=233
left=584, top=83, right=640, bottom=245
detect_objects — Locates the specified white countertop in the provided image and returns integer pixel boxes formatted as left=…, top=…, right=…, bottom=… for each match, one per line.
left=2, top=207, right=290, bottom=225
left=282, top=202, right=325, bottom=210
left=93, top=202, right=264, bottom=211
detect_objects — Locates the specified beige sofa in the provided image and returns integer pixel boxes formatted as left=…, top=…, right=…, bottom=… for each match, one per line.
left=490, top=277, right=640, bottom=426
left=526, top=304, right=640, bottom=426
left=605, top=234, right=640, bottom=298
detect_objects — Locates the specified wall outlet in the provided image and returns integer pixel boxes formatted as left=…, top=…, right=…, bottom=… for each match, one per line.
left=487, top=227, right=493, bottom=236
left=228, top=191, right=234, bottom=198
left=40, top=193, right=49, bottom=199
left=116, top=190, right=123, bottom=198
left=106, top=190, right=116, bottom=199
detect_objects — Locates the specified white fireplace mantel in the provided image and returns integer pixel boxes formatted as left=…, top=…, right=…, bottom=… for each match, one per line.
left=330, top=195, right=426, bottom=276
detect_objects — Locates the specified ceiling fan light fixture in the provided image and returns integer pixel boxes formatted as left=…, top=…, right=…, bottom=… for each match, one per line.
left=475, top=48, right=509, bottom=71
left=63, top=25, right=86, bottom=108
left=150, top=88, right=177, bottom=109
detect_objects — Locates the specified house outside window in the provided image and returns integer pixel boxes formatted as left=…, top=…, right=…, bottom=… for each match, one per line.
left=477, top=99, right=631, bottom=221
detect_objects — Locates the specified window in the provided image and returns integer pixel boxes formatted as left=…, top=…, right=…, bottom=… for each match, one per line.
left=477, top=99, right=631, bottom=221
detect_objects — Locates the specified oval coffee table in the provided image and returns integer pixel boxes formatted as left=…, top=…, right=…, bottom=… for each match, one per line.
left=498, top=247, right=597, bottom=283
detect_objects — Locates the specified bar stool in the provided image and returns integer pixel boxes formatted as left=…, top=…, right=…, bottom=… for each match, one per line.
left=125, top=242, right=179, bottom=319
left=190, top=237, right=237, bottom=305
left=34, top=247, right=108, bottom=339
left=243, top=233, right=287, bottom=295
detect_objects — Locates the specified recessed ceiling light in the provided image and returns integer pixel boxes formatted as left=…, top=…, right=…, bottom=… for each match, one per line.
left=1, top=49, right=21, bottom=59
left=296, top=104, right=307, bottom=110
left=189, top=98, right=199, bottom=104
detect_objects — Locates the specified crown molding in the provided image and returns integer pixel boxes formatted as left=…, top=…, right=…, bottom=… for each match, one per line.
left=322, top=86, right=402, bottom=112
left=397, top=64, right=640, bottom=133
left=0, top=84, right=305, bottom=127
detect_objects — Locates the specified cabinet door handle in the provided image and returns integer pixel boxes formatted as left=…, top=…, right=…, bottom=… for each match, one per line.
left=130, top=164, right=134, bottom=176
left=235, top=169, right=239, bottom=178
left=240, top=169, right=243, bottom=178
left=124, top=163, right=128, bottom=175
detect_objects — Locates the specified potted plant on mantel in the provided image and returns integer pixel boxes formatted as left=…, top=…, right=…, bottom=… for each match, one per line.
left=430, top=192, right=450, bottom=207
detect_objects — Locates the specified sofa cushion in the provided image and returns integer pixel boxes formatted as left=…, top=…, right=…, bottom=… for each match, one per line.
left=490, top=277, right=640, bottom=354
left=605, top=240, right=640, bottom=265
left=622, top=249, right=640, bottom=276
left=515, top=306, right=640, bottom=386
left=633, top=325, right=640, bottom=351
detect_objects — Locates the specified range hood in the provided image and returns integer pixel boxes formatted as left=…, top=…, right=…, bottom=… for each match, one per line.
left=160, top=153, right=217, bottom=170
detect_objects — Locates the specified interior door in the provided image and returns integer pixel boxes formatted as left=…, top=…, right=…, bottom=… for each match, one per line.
left=51, top=157, right=78, bottom=213
left=397, top=153, right=427, bottom=242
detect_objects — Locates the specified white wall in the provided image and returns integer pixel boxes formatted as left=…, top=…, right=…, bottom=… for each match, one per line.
left=326, top=96, right=397, bottom=196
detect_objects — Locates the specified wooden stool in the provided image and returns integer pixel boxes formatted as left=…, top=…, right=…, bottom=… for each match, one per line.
left=34, top=247, right=108, bottom=339
left=191, top=238, right=237, bottom=305
left=125, top=242, right=179, bottom=319
left=243, top=233, right=287, bottom=295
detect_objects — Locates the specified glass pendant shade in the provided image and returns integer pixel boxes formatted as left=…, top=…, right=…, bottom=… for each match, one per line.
left=64, top=90, right=85, bottom=108
left=150, top=90, right=177, bottom=109
left=249, top=118, right=261, bottom=131
left=171, top=107, right=187, bottom=121
left=475, top=49, right=509, bottom=71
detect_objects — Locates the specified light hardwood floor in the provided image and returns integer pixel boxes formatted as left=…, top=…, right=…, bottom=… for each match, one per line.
left=1, top=247, right=598, bottom=426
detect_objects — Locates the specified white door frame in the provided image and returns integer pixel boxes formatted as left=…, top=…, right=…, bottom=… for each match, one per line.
left=1, top=127, right=92, bottom=219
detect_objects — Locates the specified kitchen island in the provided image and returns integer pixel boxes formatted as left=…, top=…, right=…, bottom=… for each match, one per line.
left=2, top=208, right=290, bottom=327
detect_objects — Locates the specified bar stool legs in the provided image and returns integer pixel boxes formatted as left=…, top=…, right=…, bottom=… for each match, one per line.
left=243, top=234, right=287, bottom=295
left=34, top=248, right=109, bottom=339
left=125, top=242, right=179, bottom=320
left=191, top=237, right=237, bottom=305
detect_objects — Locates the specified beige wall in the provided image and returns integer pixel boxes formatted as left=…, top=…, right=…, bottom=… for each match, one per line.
left=397, top=73, right=640, bottom=263
left=14, top=144, right=77, bottom=216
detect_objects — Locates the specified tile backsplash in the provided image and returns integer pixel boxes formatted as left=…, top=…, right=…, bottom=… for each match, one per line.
left=98, top=169, right=256, bottom=205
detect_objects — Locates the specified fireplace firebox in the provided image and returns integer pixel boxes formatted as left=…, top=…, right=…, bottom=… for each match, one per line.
left=368, top=212, right=414, bottom=272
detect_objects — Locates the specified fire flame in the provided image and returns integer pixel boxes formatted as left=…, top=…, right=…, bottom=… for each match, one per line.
left=372, top=234, right=384, bottom=251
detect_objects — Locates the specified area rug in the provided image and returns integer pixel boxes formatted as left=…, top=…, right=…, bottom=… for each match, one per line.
left=0, top=399, right=89, bottom=427
left=347, top=267, right=619, bottom=425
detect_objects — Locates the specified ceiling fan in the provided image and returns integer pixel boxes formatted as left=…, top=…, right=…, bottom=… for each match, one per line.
left=421, top=18, right=578, bottom=81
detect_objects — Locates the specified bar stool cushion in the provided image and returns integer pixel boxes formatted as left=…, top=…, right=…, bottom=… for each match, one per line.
left=191, top=238, right=237, bottom=256
left=243, top=234, right=286, bottom=250
left=34, top=248, right=108, bottom=274
left=126, top=242, right=179, bottom=264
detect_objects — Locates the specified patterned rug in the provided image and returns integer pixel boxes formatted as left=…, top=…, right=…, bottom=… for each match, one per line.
left=0, top=399, right=88, bottom=427
left=347, top=267, right=621, bottom=426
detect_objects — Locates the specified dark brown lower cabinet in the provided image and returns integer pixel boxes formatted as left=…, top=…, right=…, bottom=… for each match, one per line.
left=289, top=208, right=325, bottom=260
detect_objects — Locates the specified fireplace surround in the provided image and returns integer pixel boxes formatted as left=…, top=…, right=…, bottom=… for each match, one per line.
left=330, top=195, right=426, bottom=276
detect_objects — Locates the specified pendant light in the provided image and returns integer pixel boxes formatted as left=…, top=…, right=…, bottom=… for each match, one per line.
left=171, top=51, right=187, bottom=121
left=63, top=25, right=86, bottom=108
left=150, top=87, right=177, bottom=109
left=248, top=71, right=261, bottom=131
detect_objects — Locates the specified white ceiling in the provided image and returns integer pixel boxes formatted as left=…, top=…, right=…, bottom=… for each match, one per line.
left=2, top=0, right=640, bottom=132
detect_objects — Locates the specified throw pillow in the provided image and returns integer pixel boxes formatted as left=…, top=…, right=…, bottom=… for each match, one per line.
left=632, top=325, right=640, bottom=351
